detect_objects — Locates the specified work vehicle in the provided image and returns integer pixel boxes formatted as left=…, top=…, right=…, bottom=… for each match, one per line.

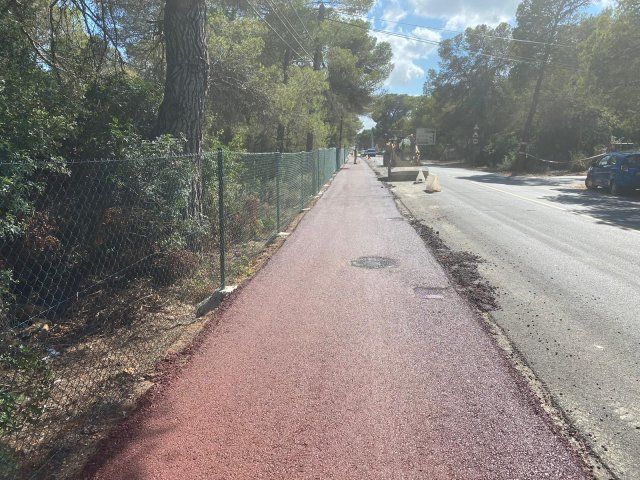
left=585, top=152, right=640, bottom=195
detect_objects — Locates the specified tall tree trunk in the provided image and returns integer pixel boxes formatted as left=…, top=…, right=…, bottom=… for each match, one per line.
left=154, top=0, right=209, bottom=216
left=277, top=48, right=291, bottom=152
left=307, top=3, right=325, bottom=152
left=521, top=47, right=550, bottom=146
left=155, top=0, right=208, bottom=153
left=518, top=8, right=564, bottom=169
left=306, top=44, right=322, bottom=152
left=305, top=130, right=314, bottom=153
left=305, top=45, right=321, bottom=151
left=335, top=114, right=343, bottom=169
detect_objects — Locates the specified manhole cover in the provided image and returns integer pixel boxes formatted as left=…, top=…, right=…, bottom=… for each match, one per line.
left=413, top=286, right=449, bottom=299
left=351, top=256, right=398, bottom=269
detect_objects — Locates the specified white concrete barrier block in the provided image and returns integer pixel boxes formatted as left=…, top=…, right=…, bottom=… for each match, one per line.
left=425, top=174, right=442, bottom=193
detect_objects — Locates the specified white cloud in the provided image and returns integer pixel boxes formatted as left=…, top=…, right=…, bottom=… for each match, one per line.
left=407, top=0, right=520, bottom=29
left=382, top=0, right=408, bottom=22
left=387, top=59, right=425, bottom=86
left=372, top=0, right=606, bottom=91
left=373, top=25, right=440, bottom=87
left=358, top=115, right=377, bottom=132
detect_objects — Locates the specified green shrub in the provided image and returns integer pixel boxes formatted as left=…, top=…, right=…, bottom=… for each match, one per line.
left=496, top=150, right=518, bottom=172
left=73, top=74, right=162, bottom=159
left=484, top=132, right=519, bottom=167
left=0, top=444, right=19, bottom=478
left=1, top=135, right=214, bottom=328
left=0, top=343, right=51, bottom=434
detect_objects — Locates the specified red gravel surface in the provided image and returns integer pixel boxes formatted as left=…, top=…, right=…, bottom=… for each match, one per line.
left=87, top=161, right=590, bottom=479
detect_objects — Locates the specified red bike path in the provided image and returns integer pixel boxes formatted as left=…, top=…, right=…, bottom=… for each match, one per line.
left=87, top=161, right=590, bottom=479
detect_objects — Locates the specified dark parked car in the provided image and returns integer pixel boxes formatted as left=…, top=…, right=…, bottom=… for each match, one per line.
left=365, top=148, right=377, bottom=157
left=586, top=152, right=640, bottom=195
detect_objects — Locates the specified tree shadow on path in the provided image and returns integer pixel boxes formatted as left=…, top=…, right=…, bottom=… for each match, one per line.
left=544, top=188, right=640, bottom=231
left=454, top=171, right=640, bottom=231
left=455, top=172, right=581, bottom=188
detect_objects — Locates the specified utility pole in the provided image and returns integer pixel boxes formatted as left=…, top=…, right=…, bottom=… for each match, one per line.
left=306, top=2, right=325, bottom=152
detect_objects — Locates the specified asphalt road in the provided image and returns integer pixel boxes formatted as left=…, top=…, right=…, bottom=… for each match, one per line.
left=86, top=161, right=589, bottom=479
left=374, top=159, right=640, bottom=479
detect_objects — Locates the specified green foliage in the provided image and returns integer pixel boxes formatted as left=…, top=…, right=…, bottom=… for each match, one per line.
left=484, top=132, right=519, bottom=167
left=0, top=344, right=52, bottom=434
left=276, top=68, right=329, bottom=151
left=0, top=0, right=390, bottom=475
left=206, top=11, right=269, bottom=143
left=0, top=7, right=72, bottom=239
left=93, top=136, right=198, bottom=256
left=0, top=0, right=392, bottom=332
left=0, top=444, right=19, bottom=478
left=370, top=94, right=415, bottom=143
left=74, top=74, right=162, bottom=159
left=0, top=135, right=197, bottom=328
left=325, top=18, right=393, bottom=112
left=0, top=269, right=13, bottom=322
left=423, top=23, right=514, bottom=157
left=586, top=0, right=640, bottom=139
left=402, top=0, right=637, bottom=168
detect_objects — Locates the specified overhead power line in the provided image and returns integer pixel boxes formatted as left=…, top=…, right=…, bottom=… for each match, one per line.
left=332, top=10, right=574, bottom=49
left=325, top=17, right=578, bottom=70
left=265, top=0, right=315, bottom=60
left=246, top=0, right=312, bottom=63
left=287, top=0, right=314, bottom=41
left=266, top=0, right=313, bottom=59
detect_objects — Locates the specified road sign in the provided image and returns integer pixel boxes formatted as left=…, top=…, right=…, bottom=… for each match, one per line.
left=416, top=128, right=436, bottom=146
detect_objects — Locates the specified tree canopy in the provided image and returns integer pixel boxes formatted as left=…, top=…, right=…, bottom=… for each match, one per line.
left=373, top=0, right=639, bottom=171
left=1, top=0, right=392, bottom=159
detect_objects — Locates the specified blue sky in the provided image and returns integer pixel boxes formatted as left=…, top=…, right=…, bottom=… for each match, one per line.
left=364, top=0, right=611, bottom=96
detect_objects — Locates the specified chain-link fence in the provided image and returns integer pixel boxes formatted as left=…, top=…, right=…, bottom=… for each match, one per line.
left=0, top=147, right=347, bottom=478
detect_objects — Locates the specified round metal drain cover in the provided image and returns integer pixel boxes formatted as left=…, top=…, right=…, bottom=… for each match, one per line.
left=351, top=256, right=397, bottom=269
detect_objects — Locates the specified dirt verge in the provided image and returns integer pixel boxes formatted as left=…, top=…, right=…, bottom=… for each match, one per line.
left=410, top=220, right=498, bottom=312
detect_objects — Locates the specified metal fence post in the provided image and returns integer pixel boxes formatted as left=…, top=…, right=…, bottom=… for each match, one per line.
left=217, top=148, right=226, bottom=289
left=300, top=153, right=305, bottom=211
left=316, top=150, right=321, bottom=193
left=276, top=151, right=281, bottom=232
